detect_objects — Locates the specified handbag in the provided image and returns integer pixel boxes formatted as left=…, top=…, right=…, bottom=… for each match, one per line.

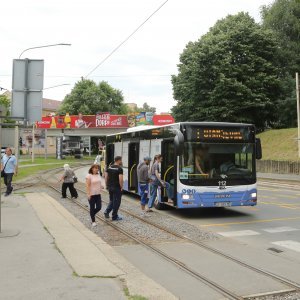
left=72, top=176, right=78, bottom=183
left=1, top=157, right=11, bottom=177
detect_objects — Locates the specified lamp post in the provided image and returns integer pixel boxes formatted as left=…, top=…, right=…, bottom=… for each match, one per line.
left=19, top=43, right=71, bottom=59
left=296, top=72, right=300, bottom=158
left=17, top=43, right=71, bottom=162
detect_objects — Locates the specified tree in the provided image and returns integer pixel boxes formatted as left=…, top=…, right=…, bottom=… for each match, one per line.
left=0, top=94, right=10, bottom=115
left=261, top=0, right=300, bottom=128
left=171, top=12, right=282, bottom=129
left=261, top=0, right=300, bottom=76
left=59, top=79, right=128, bottom=115
left=128, top=102, right=156, bottom=113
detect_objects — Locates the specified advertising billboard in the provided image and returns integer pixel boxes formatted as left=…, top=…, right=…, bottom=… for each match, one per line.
left=36, top=113, right=128, bottom=129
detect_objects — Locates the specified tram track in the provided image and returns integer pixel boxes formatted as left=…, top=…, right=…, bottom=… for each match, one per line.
left=10, top=166, right=300, bottom=299
left=39, top=168, right=299, bottom=300
left=72, top=187, right=300, bottom=295
left=44, top=180, right=243, bottom=300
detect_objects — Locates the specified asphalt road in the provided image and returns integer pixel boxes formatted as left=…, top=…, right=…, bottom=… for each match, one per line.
left=160, top=179, right=300, bottom=261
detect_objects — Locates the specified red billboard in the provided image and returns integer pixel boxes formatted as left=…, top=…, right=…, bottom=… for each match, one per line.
left=36, top=113, right=129, bottom=129
left=152, top=115, right=175, bottom=125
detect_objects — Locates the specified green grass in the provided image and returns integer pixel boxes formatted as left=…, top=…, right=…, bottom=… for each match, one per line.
left=257, top=128, right=299, bottom=161
left=123, top=288, right=148, bottom=300
left=15, top=157, right=93, bottom=181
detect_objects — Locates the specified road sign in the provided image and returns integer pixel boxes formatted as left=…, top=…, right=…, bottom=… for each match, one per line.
left=11, top=59, right=44, bottom=125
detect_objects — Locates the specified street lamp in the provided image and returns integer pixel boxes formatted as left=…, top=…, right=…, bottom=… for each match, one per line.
left=19, top=43, right=71, bottom=59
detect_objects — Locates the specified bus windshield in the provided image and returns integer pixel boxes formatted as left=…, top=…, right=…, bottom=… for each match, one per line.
left=179, top=142, right=255, bottom=186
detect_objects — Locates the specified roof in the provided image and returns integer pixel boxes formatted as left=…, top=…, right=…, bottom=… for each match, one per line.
left=42, top=98, right=61, bottom=111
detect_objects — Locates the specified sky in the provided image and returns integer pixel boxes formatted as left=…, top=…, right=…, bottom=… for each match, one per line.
left=0, top=0, right=273, bottom=114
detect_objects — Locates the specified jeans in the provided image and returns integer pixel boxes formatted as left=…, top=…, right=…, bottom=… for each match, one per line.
left=148, top=179, right=173, bottom=209
left=105, top=187, right=122, bottom=220
left=89, top=194, right=102, bottom=222
left=62, top=182, right=78, bottom=198
left=4, top=173, right=13, bottom=194
left=139, top=183, right=149, bottom=206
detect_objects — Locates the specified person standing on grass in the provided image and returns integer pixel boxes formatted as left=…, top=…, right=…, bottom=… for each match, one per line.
left=86, top=164, right=103, bottom=227
left=137, top=156, right=151, bottom=217
left=1, top=147, right=17, bottom=196
left=104, top=156, right=123, bottom=221
left=59, top=164, right=78, bottom=199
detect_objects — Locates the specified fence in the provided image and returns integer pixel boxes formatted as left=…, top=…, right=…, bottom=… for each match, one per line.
left=257, top=160, right=300, bottom=175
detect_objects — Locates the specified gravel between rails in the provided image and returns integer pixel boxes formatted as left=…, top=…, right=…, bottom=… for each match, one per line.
left=59, top=185, right=220, bottom=244
left=40, top=168, right=221, bottom=245
left=42, top=185, right=136, bottom=247
left=14, top=169, right=300, bottom=300
left=248, top=292, right=300, bottom=300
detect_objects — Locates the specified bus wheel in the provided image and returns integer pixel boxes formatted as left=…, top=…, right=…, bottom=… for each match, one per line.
left=154, top=199, right=165, bottom=210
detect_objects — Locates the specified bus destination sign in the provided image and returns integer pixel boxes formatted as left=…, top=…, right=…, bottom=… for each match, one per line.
left=197, top=128, right=244, bottom=141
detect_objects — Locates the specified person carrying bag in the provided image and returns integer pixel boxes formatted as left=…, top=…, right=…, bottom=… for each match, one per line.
left=1, top=148, right=18, bottom=196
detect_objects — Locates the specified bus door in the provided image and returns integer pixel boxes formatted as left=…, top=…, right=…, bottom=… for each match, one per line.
left=128, top=142, right=139, bottom=193
left=161, top=139, right=176, bottom=205
left=106, top=144, right=114, bottom=169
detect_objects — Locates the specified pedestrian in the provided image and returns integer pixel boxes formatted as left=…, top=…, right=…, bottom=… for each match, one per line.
left=104, top=156, right=123, bottom=221
left=1, top=147, right=18, bottom=196
left=148, top=154, right=173, bottom=210
left=86, top=164, right=103, bottom=227
left=59, top=164, right=78, bottom=199
left=137, top=156, right=151, bottom=217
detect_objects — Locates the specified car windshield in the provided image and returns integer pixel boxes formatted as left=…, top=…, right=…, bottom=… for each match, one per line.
left=179, top=142, right=255, bottom=186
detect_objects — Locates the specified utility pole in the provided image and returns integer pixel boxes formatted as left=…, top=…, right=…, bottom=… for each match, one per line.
left=296, top=72, right=300, bottom=158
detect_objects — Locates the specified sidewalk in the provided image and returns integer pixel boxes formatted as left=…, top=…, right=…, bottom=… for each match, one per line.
left=0, top=192, right=177, bottom=300
left=258, top=172, right=300, bottom=182
left=0, top=194, right=125, bottom=300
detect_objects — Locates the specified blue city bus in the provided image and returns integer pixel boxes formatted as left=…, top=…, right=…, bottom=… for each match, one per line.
left=105, top=122, right=262, bottom=209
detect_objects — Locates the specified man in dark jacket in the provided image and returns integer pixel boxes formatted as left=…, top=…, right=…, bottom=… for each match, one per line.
left=104, top=156, right=123, bottom=221
left=137, top=156, right=151, bottom=216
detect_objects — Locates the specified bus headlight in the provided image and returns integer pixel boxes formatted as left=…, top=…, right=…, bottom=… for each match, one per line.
left=182, top=194, right=194, bottom=200
left=251, top=192, right=257, bottom=198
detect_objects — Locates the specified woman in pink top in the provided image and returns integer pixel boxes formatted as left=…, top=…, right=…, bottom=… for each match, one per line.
left=86, top=164, right=102, bottom=227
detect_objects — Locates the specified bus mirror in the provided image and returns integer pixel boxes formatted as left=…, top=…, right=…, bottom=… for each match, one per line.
left=255, top=138, right=262, bottom=160
left=174, top=130, right=184, bottom=156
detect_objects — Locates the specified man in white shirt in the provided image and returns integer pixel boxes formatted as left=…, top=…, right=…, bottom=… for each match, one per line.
left=1, top=148, right=18, bottom=196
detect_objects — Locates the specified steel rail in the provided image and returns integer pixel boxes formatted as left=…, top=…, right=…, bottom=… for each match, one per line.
left=73, top=184, right=300, bottom=294
left=23, top=167, right=300, bottom=298
left=44, top=181, right=242, bottom=300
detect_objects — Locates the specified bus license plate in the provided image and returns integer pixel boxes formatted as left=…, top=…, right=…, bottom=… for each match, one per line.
left=215, top=202, right=232, bottom=207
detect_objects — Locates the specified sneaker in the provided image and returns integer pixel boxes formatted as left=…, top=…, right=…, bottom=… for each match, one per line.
left=104, top=212, right=109, bottom=219
left=146, top=208, right=153, bottom=212
left=92, top=222, right=97, bottom=227
left=4, top=193, right=9, bottom=197
left=112, top=216, right=123, bottom=221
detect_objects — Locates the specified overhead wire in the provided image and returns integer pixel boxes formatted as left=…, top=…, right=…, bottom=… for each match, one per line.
left=84, top=0, right=169, bottom=78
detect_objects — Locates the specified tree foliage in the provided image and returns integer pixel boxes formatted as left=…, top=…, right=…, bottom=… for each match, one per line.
left=261, top=0, right=300, bottom=76
left=171, top=12, right=282, bottom=129
left=261, top=0, right=300, bottom=128
left=0, top=94, right=10, bottom=114
left=129, top=102, right=156, bottom=113
left=59, top=79, right=128, bottom=115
